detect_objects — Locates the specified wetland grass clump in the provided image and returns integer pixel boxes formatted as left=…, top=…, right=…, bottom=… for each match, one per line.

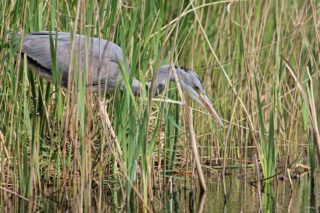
left=0, top=0, right=319, bottom=211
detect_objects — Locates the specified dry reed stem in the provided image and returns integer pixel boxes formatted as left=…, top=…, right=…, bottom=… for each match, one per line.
left=98, top=100, right=153, bottom=212
left=286, top=169, right=293, bottom=192
left=154, top=0, right=248, bottom=37
left=98, top=100, right=123, bottom=157
left=198, top=192, right=206, bottom=213
left=185, top=106, right=207, bottom=192
left=0, top=130, right=10, bottom=161
left=282, top=57, right=320, bottom=164
left=190, top=1, right=253, bottom=129
left=169, top=63, right=207, bottom=191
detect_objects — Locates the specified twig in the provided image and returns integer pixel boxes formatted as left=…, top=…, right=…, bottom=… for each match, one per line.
left=0, top=186, right=41, bottom=208
left=249, top=152, right=302, bottom=184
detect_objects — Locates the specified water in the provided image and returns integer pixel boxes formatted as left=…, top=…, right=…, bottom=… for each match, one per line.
left=154, top=171, right=319, bottom=212
left=1, top=170, right=319, bottom=212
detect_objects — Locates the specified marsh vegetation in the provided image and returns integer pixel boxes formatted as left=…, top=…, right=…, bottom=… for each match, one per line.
left=0, top=0, right=319, bottom=212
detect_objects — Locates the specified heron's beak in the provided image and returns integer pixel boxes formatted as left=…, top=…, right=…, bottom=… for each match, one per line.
left=198, top=92, right=224, bottom=127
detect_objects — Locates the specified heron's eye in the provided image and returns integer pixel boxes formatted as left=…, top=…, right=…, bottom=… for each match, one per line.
left=193, top=85, right=200, bottom=91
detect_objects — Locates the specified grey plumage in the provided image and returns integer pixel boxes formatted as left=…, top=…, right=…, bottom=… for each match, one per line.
left=17, top=31, right=223, bottom=126
left=22, top=32, right=136, bottom=93
left=153, top=65, right=205, bottom=94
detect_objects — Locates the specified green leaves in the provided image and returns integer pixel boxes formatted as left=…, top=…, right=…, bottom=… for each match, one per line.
left=255, top=77, right=275, bottom=179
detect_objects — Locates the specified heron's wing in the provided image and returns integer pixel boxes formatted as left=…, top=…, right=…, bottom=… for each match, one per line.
left=22, top=32, right=73, bottom=69
left=22, top=32, right=126, bottom=90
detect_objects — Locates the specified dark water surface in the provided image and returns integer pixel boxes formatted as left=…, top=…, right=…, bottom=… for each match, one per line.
left=1, top=169, right=319, bottom=212
left=152, top=170, right=319, bottom=212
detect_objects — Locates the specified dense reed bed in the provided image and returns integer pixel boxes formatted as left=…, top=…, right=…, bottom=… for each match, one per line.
left=0, top=0, right=319, bottom=211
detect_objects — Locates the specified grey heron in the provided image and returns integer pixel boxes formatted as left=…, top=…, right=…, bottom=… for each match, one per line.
left=17, top=32, right=223, bottom=126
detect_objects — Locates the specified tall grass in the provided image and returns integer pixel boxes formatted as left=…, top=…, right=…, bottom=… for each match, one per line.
left=0, top=0, right=319, bottom=211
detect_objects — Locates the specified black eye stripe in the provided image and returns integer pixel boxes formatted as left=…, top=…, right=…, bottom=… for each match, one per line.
left=175, top=65, right=187, bottom=71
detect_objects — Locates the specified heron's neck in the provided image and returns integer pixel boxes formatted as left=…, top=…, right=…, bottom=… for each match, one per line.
left=148, top=65, right=183, bottom=95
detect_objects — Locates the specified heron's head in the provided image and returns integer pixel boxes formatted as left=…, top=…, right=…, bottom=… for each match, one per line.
left=153, top=65, right=223, bottom=127
left=176, top=67, right=223, bottom=127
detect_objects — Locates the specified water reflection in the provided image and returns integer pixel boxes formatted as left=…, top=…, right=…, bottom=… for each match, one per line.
left=1, top=170, right=319, bottom=212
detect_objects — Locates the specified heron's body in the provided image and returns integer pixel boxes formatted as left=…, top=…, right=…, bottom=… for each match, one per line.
left=18, top=31, right=223, bottom=126
left=22, top=32, right=136, bottom=92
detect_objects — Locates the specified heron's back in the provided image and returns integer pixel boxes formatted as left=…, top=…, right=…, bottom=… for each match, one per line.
left=22, top=32, right=127, bottom=91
